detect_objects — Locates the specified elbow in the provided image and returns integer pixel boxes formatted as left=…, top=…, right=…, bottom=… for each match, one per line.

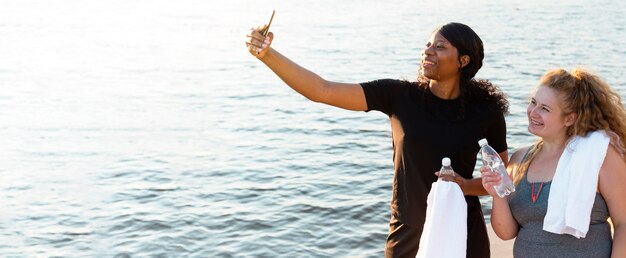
left=491, top=223, right=518, bottom=240
left=306, top=94, right=322, bottom=103
left=308, top=79, right=331, bottom=104
left=496, top=232, right=517, bottom=241
left=494, top=228, right=518, bottom=240
left=308, top=95, right=324, bottom=104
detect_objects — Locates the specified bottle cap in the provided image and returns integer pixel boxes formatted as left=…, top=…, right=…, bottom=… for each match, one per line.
left=478, top=138, right=488, bottom=147
left=442, top=157, right=451, bottom=166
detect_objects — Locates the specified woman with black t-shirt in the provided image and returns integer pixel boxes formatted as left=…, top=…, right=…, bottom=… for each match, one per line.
left=246, top=22, right=509, bottom=258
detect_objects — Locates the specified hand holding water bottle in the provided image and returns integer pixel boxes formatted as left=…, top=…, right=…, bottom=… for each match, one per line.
left=435, top=157, right=466, bottom=189
left=478, top=138, right=515, bottom=198
left=480, top=165, right=502, bottom=197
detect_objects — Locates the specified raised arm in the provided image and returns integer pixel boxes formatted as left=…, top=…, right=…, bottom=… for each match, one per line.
left=246, top=26, right=367, bottom=111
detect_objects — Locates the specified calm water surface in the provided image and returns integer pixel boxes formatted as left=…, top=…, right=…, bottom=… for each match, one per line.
left=1, top=0, right=624, bottom=257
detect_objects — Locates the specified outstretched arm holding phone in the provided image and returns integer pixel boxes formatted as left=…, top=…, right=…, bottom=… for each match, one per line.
left=245, top=18, right=510, bottom=257
left=244, top=12, right=367, bottom=111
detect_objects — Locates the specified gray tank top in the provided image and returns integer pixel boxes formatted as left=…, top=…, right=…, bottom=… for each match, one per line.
left=508, top=173, right=613, bottom=257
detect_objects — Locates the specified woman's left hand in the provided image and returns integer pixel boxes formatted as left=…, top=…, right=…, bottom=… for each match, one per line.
left=435, top=170, right=466, bottom=189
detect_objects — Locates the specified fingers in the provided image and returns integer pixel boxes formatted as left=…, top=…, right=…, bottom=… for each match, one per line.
left=245, top=27, right=264, bottom=51
left=481, top=172, right=501, bottom=185
left=246, top=25, right=271, bottom=46
left=247, top=25, right=266, bottom=41
left=479, top=166, right=492, bottom=173
left=437, top=172, right=463, bottom=187
left=481, top=169, right=502, bottom=196
left=245, top=25, right=273, bottom=57
left=439, top=174, right=455, bottom=182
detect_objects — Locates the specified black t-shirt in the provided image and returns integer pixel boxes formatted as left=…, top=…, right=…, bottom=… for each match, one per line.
left=361, top=78, right=507, bottom=229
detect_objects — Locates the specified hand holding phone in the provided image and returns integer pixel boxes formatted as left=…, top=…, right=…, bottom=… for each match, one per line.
left=245, top=10, right=275, bottom=57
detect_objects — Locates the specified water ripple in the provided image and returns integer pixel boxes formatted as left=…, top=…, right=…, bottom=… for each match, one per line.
left=2, top=0, right=625, bottom=256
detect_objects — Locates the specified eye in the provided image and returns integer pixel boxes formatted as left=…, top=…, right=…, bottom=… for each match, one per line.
left=425, top=42, right=432, bottom=48
left=436, top=43, right=445, bottom=49
left=542, top=107, right=550, bottom=112
left=529, top=99, right=536, bottom=105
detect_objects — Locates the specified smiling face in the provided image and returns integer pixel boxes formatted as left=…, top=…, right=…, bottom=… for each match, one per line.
left=420, top=31, right=464, bottom=81
left=527, top=85, right=576, bottom=140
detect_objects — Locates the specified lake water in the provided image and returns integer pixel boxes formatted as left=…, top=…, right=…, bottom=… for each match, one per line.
left=1, top=0, right=624, bottom=257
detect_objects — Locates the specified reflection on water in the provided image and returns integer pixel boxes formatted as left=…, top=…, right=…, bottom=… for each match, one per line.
left=0, top=0, right=624, bottom=256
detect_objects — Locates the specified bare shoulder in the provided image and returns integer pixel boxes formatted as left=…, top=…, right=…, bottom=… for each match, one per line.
left=599, top=145, right=626, bottom=183
left=505, top=145, right=532, bottom=176
left=598, top=144, right=626, bottom=218
left=509, top=145, right=532, bottom=165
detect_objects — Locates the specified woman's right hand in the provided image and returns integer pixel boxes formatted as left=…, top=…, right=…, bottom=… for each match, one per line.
left=241, top=24, right=367, bottom=111
left=245, top=24, right=273, bottom=59
left=480, top=166, right=501, bottom=197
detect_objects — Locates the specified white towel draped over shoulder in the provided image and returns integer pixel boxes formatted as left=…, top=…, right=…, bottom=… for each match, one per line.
left=416, top=181, right=467, bottom=258
left=543, top=130, right=610, bottom=238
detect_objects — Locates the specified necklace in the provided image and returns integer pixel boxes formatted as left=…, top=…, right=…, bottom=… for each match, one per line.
left=531, top=182, right=544, bottom=203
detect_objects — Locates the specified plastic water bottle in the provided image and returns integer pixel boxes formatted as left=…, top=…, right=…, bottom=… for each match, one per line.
left=438, top=157, right=454, bottom=180
left=478, top=138, right=515, bottom=197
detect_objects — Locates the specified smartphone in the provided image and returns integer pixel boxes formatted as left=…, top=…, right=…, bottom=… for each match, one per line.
left=260, top=10, right=275, bottom=36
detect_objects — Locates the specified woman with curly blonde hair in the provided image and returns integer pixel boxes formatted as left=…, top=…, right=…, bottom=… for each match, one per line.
left=482, top=68, right=626, bottom=257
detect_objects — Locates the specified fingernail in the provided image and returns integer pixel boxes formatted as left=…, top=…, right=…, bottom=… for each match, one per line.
left=262, top=43, right=267, bottom=48
left=264, top=38, right=270, bottom=43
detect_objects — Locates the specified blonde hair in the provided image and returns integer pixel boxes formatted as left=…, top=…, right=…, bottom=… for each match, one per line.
left=512, top=68, right=626, bottom=184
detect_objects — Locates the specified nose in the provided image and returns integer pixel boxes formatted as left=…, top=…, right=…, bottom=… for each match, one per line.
left=422, top=45, right=434, bottom=57
left=528, top=105, right=539, bottom=117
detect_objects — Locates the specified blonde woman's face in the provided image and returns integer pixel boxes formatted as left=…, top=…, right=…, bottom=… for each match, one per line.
left=526, top=85, right=574, bottom=139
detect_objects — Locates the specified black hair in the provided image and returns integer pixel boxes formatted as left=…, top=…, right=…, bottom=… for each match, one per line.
left=418, top=22, right=509, bottom=118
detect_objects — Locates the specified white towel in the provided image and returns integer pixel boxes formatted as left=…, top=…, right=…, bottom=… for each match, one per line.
left=543, top=130, right=610, bottom=238
left=416, top=181, right=467, bottom=258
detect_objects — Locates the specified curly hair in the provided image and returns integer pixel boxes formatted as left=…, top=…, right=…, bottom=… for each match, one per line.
left=417, top=22, right=509, bottom=118
left=540, top=68, right=626, bottom=157
left=512, top=68, right=626, bottom=184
